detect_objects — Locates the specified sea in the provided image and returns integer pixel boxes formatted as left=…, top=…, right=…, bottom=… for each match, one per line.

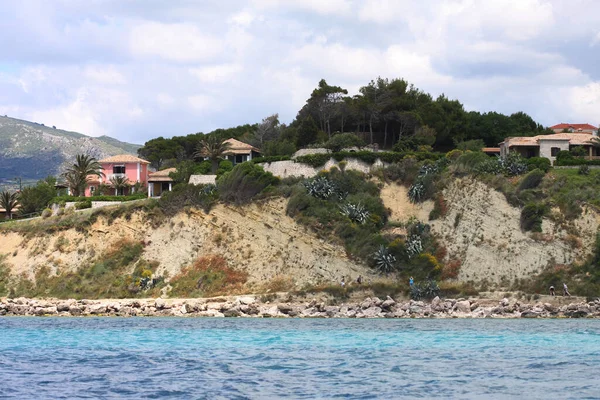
left=0, top=318, right=599, bottom=399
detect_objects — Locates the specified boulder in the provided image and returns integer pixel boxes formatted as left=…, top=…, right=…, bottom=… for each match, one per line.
left=223, top=308, right=242, bottom=317
left=381, top=298, right=396, bottom=310
left=68, top=306, right=82, bottom=315
left=521, top=311, right=540, bottom=318
left=455, top=300, right=471, bottom=313
left=237, top=296, right=256, bottom=305
left=277, top=304, right=294, bottom=314
left=500, top=298, right=509, bottom=307
left=154, top=298, right=166, bottom=310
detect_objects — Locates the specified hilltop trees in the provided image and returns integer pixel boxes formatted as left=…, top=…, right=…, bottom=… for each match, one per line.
left=63, top=154, right=104, bottom=197
left=135, top=75, right=549, bottom=158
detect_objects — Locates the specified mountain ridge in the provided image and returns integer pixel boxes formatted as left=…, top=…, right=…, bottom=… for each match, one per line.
left=0, top=115, right=140, bottom=180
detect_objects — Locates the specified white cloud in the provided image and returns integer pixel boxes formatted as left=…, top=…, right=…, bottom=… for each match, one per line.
left=252, top=0, right=352, bottom=15
left=29, top=88, right=107, bottom=136
left=229, top=11, right=256, bottom=27
left=189, top=64, right=243, bottom=83
left=83, top=65, right=126, bottom=85
left=129, top=22, right=224, bottom=63
left=156, top=93, right=175, bottom=107
left=188, top=94, right=216, bottom=111
left=564, top=82, right=600, bottom=124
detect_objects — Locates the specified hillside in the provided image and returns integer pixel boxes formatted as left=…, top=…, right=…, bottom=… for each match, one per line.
left=0, top=116, right=140, bottom=180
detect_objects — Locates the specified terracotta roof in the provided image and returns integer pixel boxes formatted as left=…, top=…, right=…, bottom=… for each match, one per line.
left=503, top=133, right=597, bottom=147
left=550, top=123, right=598, bottom=131
left=223, top=138, right=260, bottom=155
left=148, top=168, right=176, bottom=182
left=482, top=147, right=500, bottom=153
left=98, top=154, right=150, bottom=164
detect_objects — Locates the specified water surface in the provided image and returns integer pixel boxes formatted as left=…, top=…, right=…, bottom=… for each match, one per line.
left=0, top=318, right=599, bottom=399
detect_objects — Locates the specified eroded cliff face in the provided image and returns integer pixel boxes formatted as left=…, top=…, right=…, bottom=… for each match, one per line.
left=0, top=199, right=375, bottom=288
left=430, top=179, right=599, bottom=285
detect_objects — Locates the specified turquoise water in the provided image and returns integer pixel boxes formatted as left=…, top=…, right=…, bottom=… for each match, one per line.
left=1, top=318, right=599, bottom=399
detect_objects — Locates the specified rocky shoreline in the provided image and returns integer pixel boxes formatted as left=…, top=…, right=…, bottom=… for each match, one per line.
left=1, top=295, right=599, bottom=319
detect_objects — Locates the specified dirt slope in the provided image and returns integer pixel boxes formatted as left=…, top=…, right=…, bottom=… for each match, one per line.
left=380, top=179, right=599, bottom=286
left=0, top=199, right=376, bottom=288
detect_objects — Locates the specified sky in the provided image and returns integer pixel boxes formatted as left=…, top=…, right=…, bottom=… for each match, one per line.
left=0, top=0, right=599, bottom=145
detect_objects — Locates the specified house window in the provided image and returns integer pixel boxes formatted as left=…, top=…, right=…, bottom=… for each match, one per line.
left=113, top=165, right=125, bottom=174
left=235, top=154, right=247, bottom=164
left=551, top=147, right=560, bottom=157
left=90, top=186, right=95, bottom=194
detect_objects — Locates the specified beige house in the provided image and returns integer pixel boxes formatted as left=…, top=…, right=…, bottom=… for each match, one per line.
left=222, top=138, right=261, bottom=165
left=147, top=168, right=176, bottom=197
left=500, top=132, right=600, bottom=163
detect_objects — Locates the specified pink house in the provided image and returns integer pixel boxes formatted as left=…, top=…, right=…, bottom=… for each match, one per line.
left=85, top=155, right=150, bottom=197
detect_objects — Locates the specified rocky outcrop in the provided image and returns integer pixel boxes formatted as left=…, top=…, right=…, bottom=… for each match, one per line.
left=2, top=296, right=599, bottom=319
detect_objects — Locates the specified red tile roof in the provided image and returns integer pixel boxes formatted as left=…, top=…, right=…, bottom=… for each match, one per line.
left=550, top=123, right=597, bottom=131
left=98, top=154, right=150, bottom=164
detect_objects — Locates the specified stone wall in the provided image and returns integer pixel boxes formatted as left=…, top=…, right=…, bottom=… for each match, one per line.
left=189, top=175, right=217, bottom=185
left=261, top=158, right=387, bottom=179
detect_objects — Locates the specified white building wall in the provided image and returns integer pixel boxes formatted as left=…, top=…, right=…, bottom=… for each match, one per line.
left=538, top=140, right=569, bottom=163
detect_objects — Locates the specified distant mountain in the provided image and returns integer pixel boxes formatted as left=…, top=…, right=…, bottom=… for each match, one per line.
left=0, top=116, right=141, bottom=180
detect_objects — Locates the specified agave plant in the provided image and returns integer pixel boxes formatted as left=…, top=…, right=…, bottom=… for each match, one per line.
left=304, top=176, right=336, bottom=200
left=406, top=235, right=423, bottom=259
left=373, top=245, right=397, bottom=274
left=410, top=280, right=440, bottom=300
left=339, top=202, right=370, bottom=224
left=407, top=179, right=425, bottom=203
left=201, top=183, right=217, bottom=195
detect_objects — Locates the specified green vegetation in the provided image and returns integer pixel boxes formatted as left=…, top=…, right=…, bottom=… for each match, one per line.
left=217, top=162, right=279, bottom=205
left=17, top=177, right=58, bottom=216
left=6, top=240, right=163, bottom=299
left=62, top=154, right=104, bottom=197
left=50, top=193, right=146, bottom=204
left=0, top=190, right=19, bottom=219
left=158, top=183, right=217, bottom=216
left=169, top=255, right=248, bottom=297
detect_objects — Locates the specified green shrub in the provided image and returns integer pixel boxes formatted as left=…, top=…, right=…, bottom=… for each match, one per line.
left=455, top=139, right=485, bottom=152
left=216, top=160, right=234, bottom=177
left=571, top=146, right=587, bottom=157
left=75, top=200, right=92, bottom=210
left=158, top=183, right=217, bottom=215
left=518, top=169, right=545, bottom=191
left=41, top=208, right=52, bottom=218
left=217, top=162, right=279, bottom=205
left=251, top=155, right=291, bottom=164
left=520, top=202, right=547, bottom=232
left=325, top=133, right=366, bottom=152
left=578, top=165, right=590, bottom=175
left=527, top=157, right=551, bottom=172
left=445, top=149, right=463, bottom=160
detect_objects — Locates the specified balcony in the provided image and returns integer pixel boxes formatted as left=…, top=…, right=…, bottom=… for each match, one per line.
left=107, top=173, right=127, bottom=180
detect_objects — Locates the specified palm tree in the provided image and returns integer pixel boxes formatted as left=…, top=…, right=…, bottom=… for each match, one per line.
left=193, top=135, right=231, bottom=173
left=63, top=154, right=104, bottom=196
left=0, top=190, right=19, bottom=219
left=109, top=175, right=130, bottom=196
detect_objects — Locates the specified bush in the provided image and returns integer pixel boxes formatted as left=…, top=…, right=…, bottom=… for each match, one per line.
left=251, top=155, right=291, bottom=164
left=325, top=133, right=365, bottom=152
left=527, top=157, right=551, bottom=172
left=158, top=183, right=218, bottom=216
left=217, top=162, right=279, bottom=205
left=216, top=160, right=234, bottom=178
left=571, top=146, right=587, bottom=157
left=304, top=176, right=338, bottom=200
left=578, top=165, right=590, bottom=175
left=429, top=194, right=447, bottom=221
left=75, top=200, right=92, bottom=210
left=520, top=202, right=547, bottom=232
left=169, top=255, right=247, bottom=297
left=41, top=208, right=52, bottom=218
left=455, top=139, right=485, bottom=152
left=518, top=169, right=545, bottom=191
left=445, top=149, right=463, bottom=160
